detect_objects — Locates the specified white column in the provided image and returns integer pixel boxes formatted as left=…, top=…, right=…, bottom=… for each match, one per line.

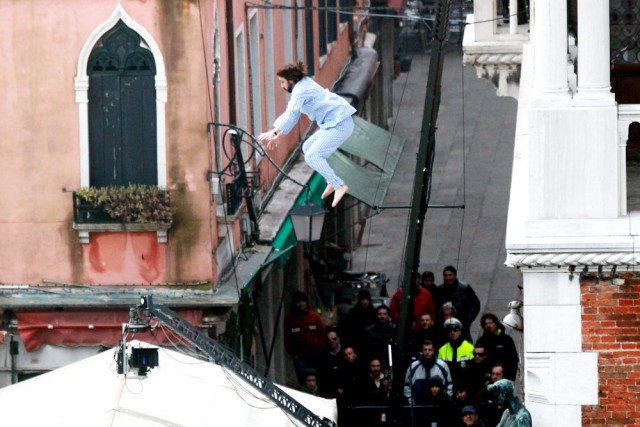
left=472, top=0, right=497, bottom=41
left=575, top=0, right=614, bottom=103
left=533, top=0, right=568, bottom=96
left=509, top=0, right=517, bottom=35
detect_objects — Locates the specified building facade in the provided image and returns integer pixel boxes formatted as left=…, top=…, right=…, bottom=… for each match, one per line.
left=0, top=0, right=395, bottom=388
left=465, top=0, right=640, bottom=425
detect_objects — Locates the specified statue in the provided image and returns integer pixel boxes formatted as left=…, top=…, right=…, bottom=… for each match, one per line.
left=487, top=379, right=532, bottom=427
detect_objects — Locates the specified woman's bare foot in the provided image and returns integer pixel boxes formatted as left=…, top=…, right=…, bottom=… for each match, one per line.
left=332, top=185, right=349, bottom=208
left=321, top=184, right=334, bottom=199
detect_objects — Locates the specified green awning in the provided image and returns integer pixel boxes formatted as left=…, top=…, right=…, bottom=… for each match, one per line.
left=328, top=116, right=405, bottom=208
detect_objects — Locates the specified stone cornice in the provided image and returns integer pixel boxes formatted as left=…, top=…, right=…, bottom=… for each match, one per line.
left=506, top=251, right=640, bottom=268
left=463, top=52, right=523, bottom=67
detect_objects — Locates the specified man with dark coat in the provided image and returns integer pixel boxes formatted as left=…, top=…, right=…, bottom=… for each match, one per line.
left=339, top=289, right=377, bottom=354
left=284, top=290, right=326, bottom=384
left=475, top=313, right=519, bottom=381
left=363, top=305, right=396, bottom=369
left=460, top=344, right=493, bottom=398
left=410, top=313, right=445, bottom=358
left=316, top=327, right=344, bottom=398
left=439, top=265, right=481, bottom=342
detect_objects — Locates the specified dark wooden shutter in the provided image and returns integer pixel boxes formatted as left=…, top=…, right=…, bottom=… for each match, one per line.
left=88, top=21, right=157, bottom=187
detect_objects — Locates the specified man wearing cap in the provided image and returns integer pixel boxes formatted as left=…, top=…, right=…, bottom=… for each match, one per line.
left=461, top=404, right=490, bottom=427
left=438, top=317, right=475, bottom=383
left=284, top=291, right=326, bottom=384
left=404, top=339, right=453, bottom=405
left=439, top=266, right=480, bottom=341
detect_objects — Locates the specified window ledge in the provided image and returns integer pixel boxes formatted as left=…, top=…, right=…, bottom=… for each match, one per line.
left=73, top=222, right=172, bottom=244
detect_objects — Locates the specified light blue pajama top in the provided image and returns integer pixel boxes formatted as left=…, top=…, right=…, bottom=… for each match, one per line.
left=273, top=76, right=356, bottom=135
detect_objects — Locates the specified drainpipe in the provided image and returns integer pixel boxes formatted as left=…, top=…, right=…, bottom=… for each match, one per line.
left=349, top=0, right=358, bottom=59
left=10, top=335, right=18, bottom=384
left=226, top=0, right=237, bottom=124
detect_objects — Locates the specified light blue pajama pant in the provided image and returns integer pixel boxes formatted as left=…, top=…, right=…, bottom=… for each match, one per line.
left=302, top=116, right=354, bottom=189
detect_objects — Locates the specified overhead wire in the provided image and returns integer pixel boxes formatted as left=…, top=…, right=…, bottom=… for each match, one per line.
left=357, top=1, right=441, bottom=274
left=219, top=365, right=280, bottom=409
left=247, top=1, right=530, bottom=28
left=455, top=46, right=468, bottom=270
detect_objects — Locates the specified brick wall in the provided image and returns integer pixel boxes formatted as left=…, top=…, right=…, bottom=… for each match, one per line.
left=581, top=277, right=640, bottom=427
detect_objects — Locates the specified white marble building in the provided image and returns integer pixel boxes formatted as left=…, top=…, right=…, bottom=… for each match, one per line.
left=464, top=1, right=640, bottom=425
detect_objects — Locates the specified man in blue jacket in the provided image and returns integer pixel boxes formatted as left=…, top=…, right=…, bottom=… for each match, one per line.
left=404, top=339, right=453, bottom=404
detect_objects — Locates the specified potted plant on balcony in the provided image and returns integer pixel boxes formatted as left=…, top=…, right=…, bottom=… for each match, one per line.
left=72, top=184, right=174, bottom=244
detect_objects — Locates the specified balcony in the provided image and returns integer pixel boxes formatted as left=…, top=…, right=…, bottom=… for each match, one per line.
left=462, top=0, right=529, bottom=99
left=72, top=186, right=173, bottom=244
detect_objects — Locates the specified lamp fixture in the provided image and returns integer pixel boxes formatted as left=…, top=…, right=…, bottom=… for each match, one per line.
left=288, top=204, right=326, bottom=243
left=503, top=300, right=524, bottom=332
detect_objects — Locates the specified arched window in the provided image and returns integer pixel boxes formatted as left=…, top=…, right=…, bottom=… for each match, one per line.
left=75, top=4, right=167, bottom=189
left=87, top=20, right=157, bottom=187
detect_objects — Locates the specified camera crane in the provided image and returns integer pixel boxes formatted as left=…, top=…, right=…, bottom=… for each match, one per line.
left=120, top=295, right=334, bottom=427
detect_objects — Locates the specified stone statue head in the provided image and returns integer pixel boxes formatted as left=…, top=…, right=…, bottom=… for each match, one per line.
left=487, top=379, right=516, bottom=407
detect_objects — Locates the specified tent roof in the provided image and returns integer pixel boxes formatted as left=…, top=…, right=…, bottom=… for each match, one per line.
left=0, top=341, right=337, bottom=427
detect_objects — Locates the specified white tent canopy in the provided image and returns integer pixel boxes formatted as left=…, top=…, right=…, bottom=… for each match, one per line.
left=0, top=341, right=337, bottom=427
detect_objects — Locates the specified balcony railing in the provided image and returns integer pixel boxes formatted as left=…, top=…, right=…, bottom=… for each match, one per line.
left=71, top=188, right=173, bottom=244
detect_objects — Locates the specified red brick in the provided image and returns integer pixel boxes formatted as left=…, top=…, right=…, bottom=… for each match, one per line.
left=594, top=343, right=621, bottom=350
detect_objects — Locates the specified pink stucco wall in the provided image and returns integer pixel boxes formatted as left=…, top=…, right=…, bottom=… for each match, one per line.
left=0, top=0, right=360, bottom=286
left=0, top=0, right=216, bottom=285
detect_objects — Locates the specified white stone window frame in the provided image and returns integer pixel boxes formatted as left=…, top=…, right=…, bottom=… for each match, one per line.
left=74, top=4, right=168, bottom=189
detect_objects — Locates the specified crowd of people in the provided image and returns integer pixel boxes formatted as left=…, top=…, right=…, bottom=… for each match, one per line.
left=283, top=266, right=521, bottom=427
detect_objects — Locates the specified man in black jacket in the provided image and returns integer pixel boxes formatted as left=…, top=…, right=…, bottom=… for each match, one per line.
left=339, top=289, right=377, bottom=354
left=475, top=313, right=519, bottom=381
left=439, top=266, right=481, bottom=342
left=363, top=305, right=396, bottom=369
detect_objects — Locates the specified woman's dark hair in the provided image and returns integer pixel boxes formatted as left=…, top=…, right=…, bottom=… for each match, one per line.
left=276, top=61, right=307, bottom=83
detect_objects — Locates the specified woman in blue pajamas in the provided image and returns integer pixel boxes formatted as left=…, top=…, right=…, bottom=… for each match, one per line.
left=258, top=62, right=356, bottom=208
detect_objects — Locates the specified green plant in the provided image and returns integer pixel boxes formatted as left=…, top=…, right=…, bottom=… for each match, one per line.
left=77, top=184, right=174, bottom=224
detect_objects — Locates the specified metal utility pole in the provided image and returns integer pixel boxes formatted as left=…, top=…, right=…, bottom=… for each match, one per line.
left=391, top=0, right=453, bottom=415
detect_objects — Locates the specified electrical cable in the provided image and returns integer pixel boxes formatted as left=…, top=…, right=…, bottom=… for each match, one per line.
left=156, top=323, right=208, bottom=360
left=455, top=49, right=468, bottom=271
left=209, top=122, right=311, bottom=191
left=195, top=0, right=231, bottom=297
left=219, top=365, right=282, bottom=410
left=246, top=1, right=530, bottom=28
left=360, top=42, right=417, bottom=274
left=155, top=337, right=207, bottom=364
